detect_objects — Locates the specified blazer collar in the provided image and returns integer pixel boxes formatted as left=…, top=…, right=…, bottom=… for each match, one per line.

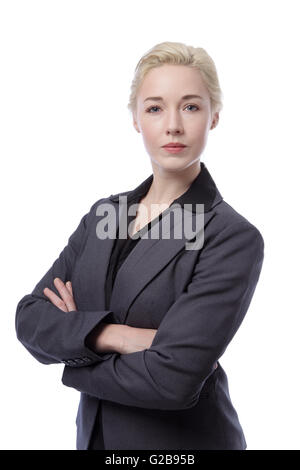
left=109, top=161, right=223, bottom=213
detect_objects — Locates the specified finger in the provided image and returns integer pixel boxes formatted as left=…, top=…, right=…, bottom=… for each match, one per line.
left=66, top=281, right=73, bottom=296
left=66, top=281, right=77, bottom=311
left=43, top=287, right=68, bottom=312
left=54, top=277, right=77, bottom=312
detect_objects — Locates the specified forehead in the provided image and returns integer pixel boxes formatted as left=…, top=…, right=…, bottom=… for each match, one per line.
left=138, top=64, right=208, bottom=97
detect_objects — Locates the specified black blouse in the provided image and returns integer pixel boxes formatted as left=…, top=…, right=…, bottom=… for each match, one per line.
left=105, top=194, right=165, bottom=309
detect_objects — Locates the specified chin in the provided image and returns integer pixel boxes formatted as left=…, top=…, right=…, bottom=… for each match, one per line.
left=151, top=155, right=197, bottom=172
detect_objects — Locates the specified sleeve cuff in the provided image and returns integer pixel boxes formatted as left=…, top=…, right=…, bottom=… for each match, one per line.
left=60, top=310, right=115, bottom=367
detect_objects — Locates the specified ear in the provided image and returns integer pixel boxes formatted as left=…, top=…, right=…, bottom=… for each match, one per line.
left=133, top=114, right=140, bottom=133
left=210, top=112, right=219, bottom=130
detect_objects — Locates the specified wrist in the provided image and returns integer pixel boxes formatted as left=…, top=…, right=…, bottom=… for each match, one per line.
left=96, top=323, right=128, bottom=354
left=114, top=324, right=131, bottom=354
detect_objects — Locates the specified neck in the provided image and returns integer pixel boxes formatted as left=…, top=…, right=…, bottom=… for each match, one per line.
left=145, top=161, right=201, bottom=205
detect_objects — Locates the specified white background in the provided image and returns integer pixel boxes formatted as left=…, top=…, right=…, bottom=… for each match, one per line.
left=1, top=0, right=299, bottom=450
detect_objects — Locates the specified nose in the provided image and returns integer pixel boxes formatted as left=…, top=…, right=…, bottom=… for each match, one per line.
left=167, top=127, right=182, bottom=135
left=166, top=111, right=184, bottom=135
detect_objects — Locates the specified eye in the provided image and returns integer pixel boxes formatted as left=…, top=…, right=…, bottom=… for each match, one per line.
left=146, top=106, right=161, bottom=113
left=185, top=104, right=199, bottom=111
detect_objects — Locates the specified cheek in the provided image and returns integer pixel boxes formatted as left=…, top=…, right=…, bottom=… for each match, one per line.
left=190, top=119, right=210, bottom=138
left=140, top=122, right=159, bottom=143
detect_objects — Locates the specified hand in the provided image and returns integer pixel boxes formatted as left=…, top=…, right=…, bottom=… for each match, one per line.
left=86, top=324, right=157, bottom=355
left=43, top=277, right=77, bottom=312
left=120, top=326, right=158, bottom=355
left=86, top=323, right=129, bottom=354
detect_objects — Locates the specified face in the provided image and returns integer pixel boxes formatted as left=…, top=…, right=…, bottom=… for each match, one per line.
left=133, top=64, right=219, bottom=173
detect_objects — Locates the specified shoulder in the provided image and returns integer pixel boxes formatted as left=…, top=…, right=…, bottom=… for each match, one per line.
left=192, top=200, right=265, bottom=280
left=82, top=193, right=126, bottom=230
left=208, top=199, right=264, bottom=253
left=214, top=199, right=263, bottom=240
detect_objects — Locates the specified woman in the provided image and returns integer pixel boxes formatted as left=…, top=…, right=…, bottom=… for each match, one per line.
left=15, top=41, right=264, bottom=450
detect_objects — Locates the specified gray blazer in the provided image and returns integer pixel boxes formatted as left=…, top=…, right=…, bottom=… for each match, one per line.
left=15, top=162, right=264, bottom=450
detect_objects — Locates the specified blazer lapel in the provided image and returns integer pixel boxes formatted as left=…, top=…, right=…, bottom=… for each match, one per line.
left=109, top=209, right=216, bottom=324
left=105, top=164, right=223, bottom=324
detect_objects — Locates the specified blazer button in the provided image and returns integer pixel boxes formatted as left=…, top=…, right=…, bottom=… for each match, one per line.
left=82, top=356, right=92, bottom=362
left=67, top=359, right=77, bottom=365
left=74, top=358, right=85, bottom=364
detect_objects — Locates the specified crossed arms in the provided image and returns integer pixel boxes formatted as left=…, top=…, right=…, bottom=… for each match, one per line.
left=43, top=276, right=156, bottom=356
left=15, top=203, right=264, bottom=410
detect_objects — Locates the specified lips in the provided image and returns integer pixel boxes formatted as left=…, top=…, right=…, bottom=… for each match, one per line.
left=163, top=144, right=186, bottom=148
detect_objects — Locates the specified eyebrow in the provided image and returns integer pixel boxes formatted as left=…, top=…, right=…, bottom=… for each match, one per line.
left=144, top=94, right=205, bottom=103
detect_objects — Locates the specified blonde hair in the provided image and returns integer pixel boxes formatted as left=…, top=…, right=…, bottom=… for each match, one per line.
left=128, top=41, right=223, bottom=117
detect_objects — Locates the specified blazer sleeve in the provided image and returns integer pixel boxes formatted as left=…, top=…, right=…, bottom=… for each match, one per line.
left=61, top=220, right=265, bottom=409
left=15, top=199, right=115, bottom=368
